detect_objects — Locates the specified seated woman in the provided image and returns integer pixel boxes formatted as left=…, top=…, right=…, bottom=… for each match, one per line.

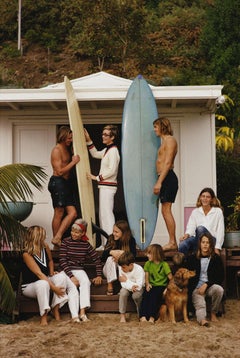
left=59, top=219, right=102, bottom=322
left=102, top=220, right=136, bottom=295
left=185, top=232, right=224, bottom=327
left=179, top=187, right=224, bottom=256
left=22, top=226, right=69, bottom=325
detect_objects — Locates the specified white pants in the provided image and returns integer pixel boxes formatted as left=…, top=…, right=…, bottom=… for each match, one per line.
left=103, top=256, right=118, bottom=283
left=22, top=272, right=68, bottom=317
left=99, top=187, right=117, bottom=245
left=67, top=270, right=91, bottom=316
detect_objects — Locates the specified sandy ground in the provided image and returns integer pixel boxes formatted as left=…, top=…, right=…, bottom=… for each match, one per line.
left=0, top=299, right=239, bottom=358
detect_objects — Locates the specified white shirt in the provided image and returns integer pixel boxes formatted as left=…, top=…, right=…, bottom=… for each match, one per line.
left=118, top=263, right=145, bottom=291
left=87, top=142, right=120, bottom=187
left=185, top=206, right=225, bottom=250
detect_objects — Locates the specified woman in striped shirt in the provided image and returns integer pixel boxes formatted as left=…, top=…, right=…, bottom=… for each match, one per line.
left=59, top=219, right=102, bottom=322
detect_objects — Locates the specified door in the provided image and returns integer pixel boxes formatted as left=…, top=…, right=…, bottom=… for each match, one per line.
left=13, top=124, right=56, bottom=243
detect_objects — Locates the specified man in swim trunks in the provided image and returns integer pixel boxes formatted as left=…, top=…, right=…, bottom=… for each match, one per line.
left=48, top=126, right=80, bottom=247
left=153, top=117, right=178, bottom=250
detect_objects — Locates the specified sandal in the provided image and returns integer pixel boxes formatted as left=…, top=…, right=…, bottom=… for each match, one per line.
left=80, top=314, right=90, bottom=322
left=106, top=289, right=114, bottom=296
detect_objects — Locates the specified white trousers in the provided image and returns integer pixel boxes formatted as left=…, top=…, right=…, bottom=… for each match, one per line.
left=22, top=272, right=68, bottom=317
left=99, top=186, right=117, bottom=245
left=103, top=256, right=118, bottom=283
left=67, top=270, right=91, bottom=316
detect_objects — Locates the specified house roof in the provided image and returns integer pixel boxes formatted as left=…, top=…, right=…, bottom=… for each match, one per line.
left=0, top=71, right=223, bottom=114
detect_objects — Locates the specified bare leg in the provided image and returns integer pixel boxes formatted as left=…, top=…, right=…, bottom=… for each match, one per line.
left=107, top=282, right=113, bottom=294
left=52, top=304, right=61, bottom=321
left=161, top=202, right=177, bottom=250
left=40, top=312, right=48, bottom=326
left=52, top=207, right=65, bottom=237
left=52, top=205, right=77, bottom=245
left=80, top=308, right=85, bottom=316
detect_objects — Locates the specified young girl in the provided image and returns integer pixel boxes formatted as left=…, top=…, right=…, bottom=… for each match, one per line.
left=22, top=226, right=69, bottom=325
left=186, top=232, right=224, bottom=327
left=139, top=244, right=172, bottom=323
left=102, top=220, right=136, bottom=295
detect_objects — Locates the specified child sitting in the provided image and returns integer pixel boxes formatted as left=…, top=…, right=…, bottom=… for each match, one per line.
left=118, top=252, right=145, bottom=323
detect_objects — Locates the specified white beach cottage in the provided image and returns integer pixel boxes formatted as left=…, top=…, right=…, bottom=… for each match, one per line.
left=0, top=71, right=223, bottom=247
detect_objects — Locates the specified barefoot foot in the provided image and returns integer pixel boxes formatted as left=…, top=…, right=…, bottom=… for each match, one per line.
left=211, top=313, right=218, bottom=322
left=120, top=314, right=126, bottom=323
left=51, top=237, right=61, bottom=246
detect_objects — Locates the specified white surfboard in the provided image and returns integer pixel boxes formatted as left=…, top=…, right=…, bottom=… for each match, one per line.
left=64, top=76, right=95, bottom=246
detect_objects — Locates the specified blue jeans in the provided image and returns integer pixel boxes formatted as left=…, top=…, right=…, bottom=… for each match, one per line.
left=178, top=226, right=216, bottom=255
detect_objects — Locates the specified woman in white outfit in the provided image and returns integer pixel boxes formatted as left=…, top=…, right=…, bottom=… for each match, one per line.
left=179, top=187, right=224, bottom=256
left=84, top=125, right=120, bottom=251
left=22, top=226, right=69, bottom=325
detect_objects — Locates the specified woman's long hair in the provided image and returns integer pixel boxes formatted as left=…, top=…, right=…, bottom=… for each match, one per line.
left=24, top=226, right=46, bottom=255
left=196, top=232, right=215, bottom=259
left=105, top=220, right=132, bottom=252
left=196, top=187, right=222, bottom=209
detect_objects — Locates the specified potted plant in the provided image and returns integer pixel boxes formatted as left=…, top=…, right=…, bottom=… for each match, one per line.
left=224, top=191, right=240, bottom=248
left=0, top=163, right=47, bottom=322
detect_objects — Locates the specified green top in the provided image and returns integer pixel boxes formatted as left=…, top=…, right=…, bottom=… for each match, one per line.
left=144, top=260, right=171, bottom=286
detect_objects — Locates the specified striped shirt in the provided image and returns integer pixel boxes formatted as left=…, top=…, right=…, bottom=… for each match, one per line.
left=59, top=236, right=102, bottom=278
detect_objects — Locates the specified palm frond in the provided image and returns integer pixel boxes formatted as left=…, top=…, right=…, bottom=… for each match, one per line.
left=0, top=262, right=16, bottom=315
left=0, top=215, right=27, bottom=250
left=0, top=163, right=47, bottom=250
left=0, top=163, right=47, bottom=203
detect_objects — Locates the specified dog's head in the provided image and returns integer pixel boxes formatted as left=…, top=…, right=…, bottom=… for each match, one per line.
left=174, top=268, right=195, bottom=288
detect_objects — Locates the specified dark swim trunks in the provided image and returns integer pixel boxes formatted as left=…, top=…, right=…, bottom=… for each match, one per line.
left=48, top=176, right=75, bottom=208
left=158, top=170, right=178, bottom=203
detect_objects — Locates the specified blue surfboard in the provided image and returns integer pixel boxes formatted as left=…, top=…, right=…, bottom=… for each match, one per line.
left=122, top=75, right=160, bottom=249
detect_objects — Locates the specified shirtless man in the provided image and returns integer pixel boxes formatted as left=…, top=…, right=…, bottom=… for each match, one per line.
left=48, top=126, right=80, bottom=247
left=153, top=117, right=178, bottom=250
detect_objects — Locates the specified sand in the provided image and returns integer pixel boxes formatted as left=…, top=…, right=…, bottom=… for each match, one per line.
left=0, top=299, right=239, bottom=358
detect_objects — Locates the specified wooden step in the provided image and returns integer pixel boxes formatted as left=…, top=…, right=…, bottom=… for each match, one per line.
left=90, top=294, right=136, bottom=313
left=17, top=279, right=135, bottom=314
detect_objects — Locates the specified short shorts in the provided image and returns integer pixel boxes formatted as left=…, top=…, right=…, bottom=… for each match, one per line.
left=158, top=170, right=178, bottom=203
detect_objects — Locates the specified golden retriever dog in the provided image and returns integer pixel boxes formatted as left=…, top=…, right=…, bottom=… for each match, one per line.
left=158, top=268, right=195, bottom=324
